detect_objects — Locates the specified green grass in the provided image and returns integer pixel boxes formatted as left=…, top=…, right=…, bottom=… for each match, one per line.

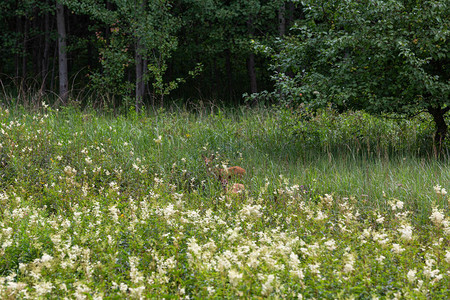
left=0, top=104, right=449, bottom=298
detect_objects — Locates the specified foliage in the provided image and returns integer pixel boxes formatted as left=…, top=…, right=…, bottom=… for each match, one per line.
left=268, top=0, right=450, bottom=144
left=0, top=105, right=450, bottom=297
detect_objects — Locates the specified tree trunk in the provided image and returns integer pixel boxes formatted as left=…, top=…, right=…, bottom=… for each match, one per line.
left=56, top=2, right=69, bottom=104
left=40, top=0, right=50, bottom=93
left=247, top=16, right=257, bottom=95
left=428, top=106, right=449, bottom=153
left=41, top=0, right=51, bottom=90
left=135, top=41, right=145, bottom=111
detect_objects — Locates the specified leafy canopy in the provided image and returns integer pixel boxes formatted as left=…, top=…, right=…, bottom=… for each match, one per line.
left=271, top=0, right=449, bottom=117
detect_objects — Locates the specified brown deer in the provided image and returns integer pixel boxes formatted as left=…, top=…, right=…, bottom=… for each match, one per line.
left=202, top=155, right=246, bottom=192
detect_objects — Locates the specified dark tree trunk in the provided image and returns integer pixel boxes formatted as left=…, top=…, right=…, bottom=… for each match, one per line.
left=134, top=0, right=147, bottom=111
left=135, top=41, right=145, bottom=111
left=428, top=106, right=450, bottom=153
left=56, top=2, right=69, bottom=104
left=41, top=0, right=51, bottom=90
left=247, top=16, right=257, bottom=95
left=34, top=6, right=41, bottom=79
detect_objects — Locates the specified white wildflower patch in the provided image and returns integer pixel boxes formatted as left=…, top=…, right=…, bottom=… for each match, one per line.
left=1, top=108, right=450, bottom=298
left=429, top=207, right=446, bottom=226
left=239, top=204, right=263, bottom=221
left=433, top=184, right=447, bottom=196
left=397, top=223, right=413, bottom=241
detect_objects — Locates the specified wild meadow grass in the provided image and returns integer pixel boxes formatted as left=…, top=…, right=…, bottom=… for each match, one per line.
left=0, top=104, right=449, bottom=298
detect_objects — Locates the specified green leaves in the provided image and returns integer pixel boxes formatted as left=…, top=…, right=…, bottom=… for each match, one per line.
left=267, top=0, right=449, bottom=145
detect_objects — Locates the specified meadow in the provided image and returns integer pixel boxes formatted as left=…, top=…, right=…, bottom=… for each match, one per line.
left=0, top=103, right=449, bottom=298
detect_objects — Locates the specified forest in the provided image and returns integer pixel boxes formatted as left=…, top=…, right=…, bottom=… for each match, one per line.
left=1, top=0, right=295, bottom=106
left=0, top=0, right=450, bottom=298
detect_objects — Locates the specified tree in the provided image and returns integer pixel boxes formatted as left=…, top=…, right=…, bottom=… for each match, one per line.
left=56, top=1, right=68, bottom=103
left=269, top=0, right=449, bottom=149
left=60, top=0, right=178, bottom=108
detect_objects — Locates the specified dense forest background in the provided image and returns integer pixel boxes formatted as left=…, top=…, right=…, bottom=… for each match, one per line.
left=0, top=0, right=298, bottom=107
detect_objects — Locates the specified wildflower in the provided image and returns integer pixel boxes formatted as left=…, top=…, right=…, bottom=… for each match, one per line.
left=407, top=269, right=417, bottom=283
left=389, top=200, right=404, bottom=210
left=129, top=286, right=145, bottom=298
left=228, top=269, right=242, bottom=287
left=376, top=255, right=385, bottom=264
left=119, top=283, right=128, bottom=293
left=398, top=224, right=413, bottom=241
left=289, top=252, right=301, bottom=269
left=308, top=263, right=321, bottom=275
left=343, top=253, right=355, bottom=273
left=154, top=135, right=162, bottom=144
left=433, top=184, right=447, bottom=196
left=391, top=243, right=405, bottom=254
left=261, top=274, right=275, bottom=296
left=445, top=250, right=450, bottom=263
left=41, top=253, right=53, bottom=267
left=429, top=207, right=445, bottom=226
left=34, top=281, right=54, bottom=296
left=324, top=239, right=337, bottom=251
left=207, top=286, right=215, bottom=296
left=240, top=204, right=262, bottom=221
left=320, top=194, right=333, bottom=207
left=64, top=165, right=77, bottom=176
left=376, top=214, right=385, bottom=224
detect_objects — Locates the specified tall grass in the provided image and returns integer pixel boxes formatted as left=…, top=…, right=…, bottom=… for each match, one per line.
left=0, top=103, right=446, bottom=221
left=1, top=103, right=449, bottom=298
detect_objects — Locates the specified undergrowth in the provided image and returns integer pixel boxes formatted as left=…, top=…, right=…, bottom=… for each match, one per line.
left=0, top=104, right=449, bottom=298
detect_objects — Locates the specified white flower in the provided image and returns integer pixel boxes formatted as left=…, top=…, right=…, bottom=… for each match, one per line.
left=389, top=200, right=404, bottom=210
left=324, top=239, right=337, bottom=251
left=207, top=286, right=215, bottom=296
left=239, top=204, right=263, bottom=221
left=228, top=269, right=242, bottom=287
left=445, top=251, right=450, bottom=263
left=391, top=243, right=405, bottom=254
left=321, top=194, right=333, bottom=206
left=119, top=283, right=128, bottom=293
left=430, top=207, right=445, bottom=226
left=434, top=184, right=447, bottom=196
left=376, top=214, right=385, bottom=224
left=308, top=263, right=320, bottom=275
left=154, top=135, right=162, bottom=144
left=129, top=286, right=145, bottom=298
left=407, top=269, right=417, bottom=283
left=376, top=255, right=385, bottom=264
left=343, top=253, right=355, bottom=273
left=261, top=274, right=275, bottom=296
left=34, top=281, right=54, bottom=296
left=41, top=253, right=53, bottom=266
left=398, top=224, right=413, bottom=241
left=289, top=252, right=301, bottom=269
